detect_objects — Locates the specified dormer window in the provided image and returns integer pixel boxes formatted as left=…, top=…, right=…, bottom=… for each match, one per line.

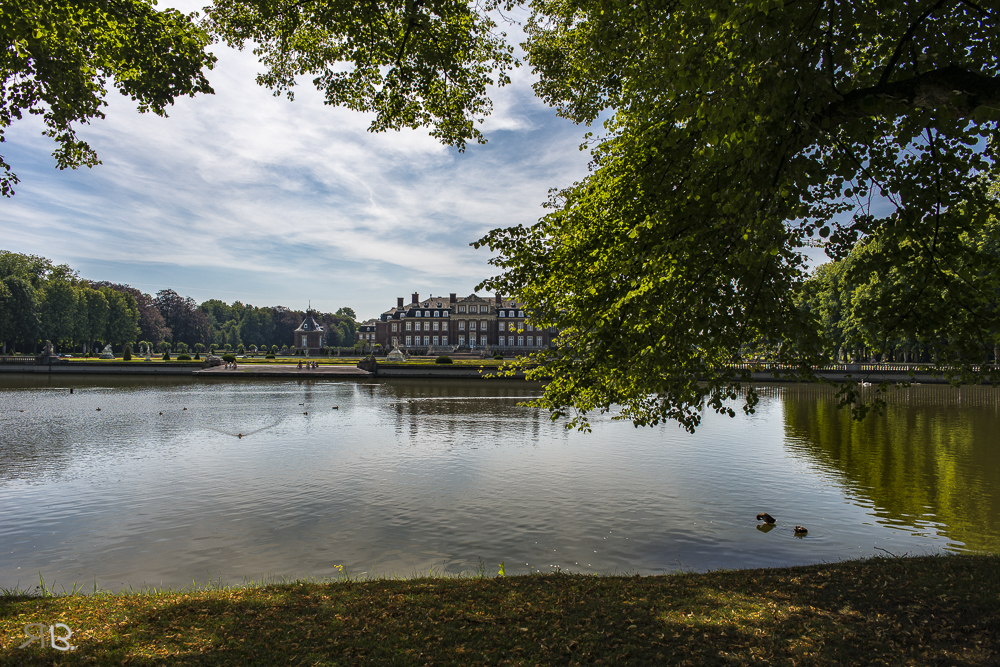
left=434, top=311, right=439, bottom=317
left=416, top=311, right=422, bottom=317
left=436, top=302, right=442, bottom=307
left=424, top=310, right=430, bottom=317
left=500, top=311, right=505, bottom=317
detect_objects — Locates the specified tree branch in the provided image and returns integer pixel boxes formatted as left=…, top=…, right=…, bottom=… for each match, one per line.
left=823, top=65, right=1000, bottom=127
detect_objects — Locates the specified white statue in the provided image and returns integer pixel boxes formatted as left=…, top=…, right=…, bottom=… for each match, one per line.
left=99, top=344, right=115, bottom=359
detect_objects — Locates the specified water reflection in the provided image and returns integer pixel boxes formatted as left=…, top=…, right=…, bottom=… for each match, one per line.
left=781, top=383, right=1000, bottom=552
left=1, top=376, right=998, bottom=591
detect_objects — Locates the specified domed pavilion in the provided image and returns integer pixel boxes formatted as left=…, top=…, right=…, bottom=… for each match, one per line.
left=294, top=309, right=327, bottom=356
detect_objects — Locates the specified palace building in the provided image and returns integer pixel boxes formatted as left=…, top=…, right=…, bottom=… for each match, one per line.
left=357, top=292, right=555, bottom=353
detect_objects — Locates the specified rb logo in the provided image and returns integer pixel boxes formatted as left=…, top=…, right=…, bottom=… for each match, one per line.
left=19, top=623, right=76, bottom=651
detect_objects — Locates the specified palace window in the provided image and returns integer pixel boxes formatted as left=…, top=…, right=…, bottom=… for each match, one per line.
left=481, top=335, right=487, bottom=346
left=442, top=322, right=448, bottom=331
left=470, top=321, right=477, bottom=330
left=406, top=336, right=412, bottom=345
left=519, top=311, right=524, bottom=317
left=392, top=323, right=398, bottom=332
left=416, top=310, right=421, bottom=317
left=458, top=306, right=466, bottom=313
left=406, top=322, right=412, bottom=331
left=499, top=336, right=505, bottom=346
left=499, top=311, right=505, bottom=317
left=433, top=336, right=439, bottom=345
left=434, top=311, right=439, bottom=317
left=458, top=321, right=465, bottom=330
left=433, top=322, right=439, bottom=331
left=458, top=335, right=465, bottom=344
left=518, top=336, right=524, bottom=346
left=470, top=305, right=478, bottom=313
left=424, top=336, right=430, bottom=345
left=527, top=336, right=533, bottom=346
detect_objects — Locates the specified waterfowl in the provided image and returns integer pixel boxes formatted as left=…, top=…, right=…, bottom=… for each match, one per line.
left=303, top=412, right=308, bottom=415
left=96, top=407, right=101, bottom=411
left=332, top=406, right=339, bottom=409
left=794, top=526, right=808, bottom=535
left=756, top=512, right=776, bottom=524
left=159, top=412, right=163, bottom=415
left=238, top=433, right=243, bottom=438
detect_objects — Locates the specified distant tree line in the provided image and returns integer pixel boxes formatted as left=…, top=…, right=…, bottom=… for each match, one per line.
left=794, top=202, right=1000, bottom=366
left=0, top=251, right=358, bottom=354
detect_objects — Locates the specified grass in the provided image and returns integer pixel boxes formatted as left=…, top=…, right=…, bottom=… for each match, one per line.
left=1, top=554, right=997, bottom=665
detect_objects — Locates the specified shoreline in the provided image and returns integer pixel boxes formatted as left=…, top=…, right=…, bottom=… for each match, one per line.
left=1, top=359, right=994, bottom=383
left=2, top=554, right=996, bottom=665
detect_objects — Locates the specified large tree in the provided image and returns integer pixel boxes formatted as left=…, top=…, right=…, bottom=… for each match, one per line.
left=1, top=0, right=215, bottom=195
left=472, top=0, right=1000, bottom=430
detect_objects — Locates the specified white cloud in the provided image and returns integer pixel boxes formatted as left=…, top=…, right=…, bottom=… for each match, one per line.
left=1, top=6, right=591, bottom=318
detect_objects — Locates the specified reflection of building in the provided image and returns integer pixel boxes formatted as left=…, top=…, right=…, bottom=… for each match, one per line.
left=369, top=292, right=556, bottom=352
left=294, top=309, right=327, bottom=355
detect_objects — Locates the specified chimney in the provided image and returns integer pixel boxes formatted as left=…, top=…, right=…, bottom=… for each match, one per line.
left=397, top=297, right=404, bottom=309
left=495, top=294, right=502, bottom=305
left=449, top=293, right=456, bottom=304
left=412, top=292, right=419, bottom=305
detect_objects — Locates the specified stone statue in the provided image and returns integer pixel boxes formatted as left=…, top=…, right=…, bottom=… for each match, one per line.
left=99, top=344, right=115, bottom=359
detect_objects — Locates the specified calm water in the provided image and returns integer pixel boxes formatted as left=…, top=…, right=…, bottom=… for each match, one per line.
left=0, top=376, right=997, bottom=591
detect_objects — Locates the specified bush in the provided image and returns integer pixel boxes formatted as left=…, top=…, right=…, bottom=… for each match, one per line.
left=162, top=351, right=171, bottom=360
left=222, top=354, right=236, bottom=363
left=193, top=353, right=201, bottom=360
left=123, top=345, right=132, bottom=361
left=493, top=352, right=504, bottom=360
left=435, top=355, right=453, bottom=364
left=176, top=353, right=192, bottom=361
left=271, top=345, right=279, bottom=354
left=265, top=353, right=275, bottom=359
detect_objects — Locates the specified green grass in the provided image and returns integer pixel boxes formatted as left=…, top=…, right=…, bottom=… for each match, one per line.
left=2, top=554, right=997, bottom=665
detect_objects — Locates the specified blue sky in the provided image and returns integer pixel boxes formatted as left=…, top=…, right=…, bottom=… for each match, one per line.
left=1, top=2, right=592, bottom=320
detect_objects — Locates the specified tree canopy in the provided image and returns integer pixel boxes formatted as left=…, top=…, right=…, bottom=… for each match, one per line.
left=205, top=0, right=517, bottom=150
left=1, top=0, right=216, bottom=195
left=471, top=0, right=1000, bottom=430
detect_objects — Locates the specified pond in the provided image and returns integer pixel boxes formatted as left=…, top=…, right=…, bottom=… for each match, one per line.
left=1, top=376, right=997, bottom=591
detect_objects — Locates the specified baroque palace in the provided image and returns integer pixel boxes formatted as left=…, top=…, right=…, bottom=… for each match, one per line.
left=356, top=293, right=554, bottom=353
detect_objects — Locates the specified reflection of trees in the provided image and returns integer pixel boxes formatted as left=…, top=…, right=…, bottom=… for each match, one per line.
left=781, top=384, right=1000, bottom=552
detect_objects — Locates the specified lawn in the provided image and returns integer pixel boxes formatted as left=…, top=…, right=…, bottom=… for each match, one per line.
left=2, top=554, right=996, bottom=665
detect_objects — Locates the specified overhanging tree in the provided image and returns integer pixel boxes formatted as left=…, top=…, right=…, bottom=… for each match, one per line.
left=473, top=0, right=1000, bottom=430
left=1, top=0, right=216, bottom=195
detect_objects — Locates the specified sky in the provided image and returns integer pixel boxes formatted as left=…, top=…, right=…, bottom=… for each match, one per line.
left=1, top=2, right=592, bottom=320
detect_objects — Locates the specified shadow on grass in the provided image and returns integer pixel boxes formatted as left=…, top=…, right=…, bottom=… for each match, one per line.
left=2, top=555, right=998, bottom=666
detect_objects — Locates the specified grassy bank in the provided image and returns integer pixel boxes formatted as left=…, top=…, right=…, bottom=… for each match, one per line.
left=2, top=555, right=997, bottom=665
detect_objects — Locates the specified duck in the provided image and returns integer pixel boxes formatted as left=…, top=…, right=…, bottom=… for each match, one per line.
left=238, top=433, right=244, bottom=439
left=332, top=406, right=339, bottom=410
left=756, top=512, right=776, bottom=524
left=96, top=407, right=101, bottom=411
left=793, top=525, right=808, bottom=535
left=303, top=411, right=308, bottom=415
